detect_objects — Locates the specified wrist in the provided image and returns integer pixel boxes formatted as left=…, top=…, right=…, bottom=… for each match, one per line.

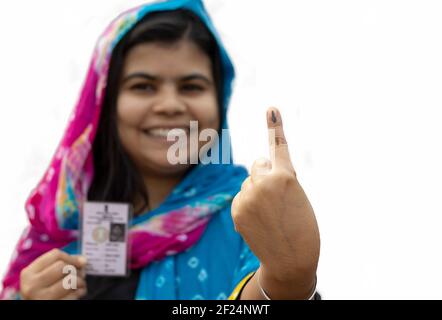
left=259, top=265, right=317, bottom=300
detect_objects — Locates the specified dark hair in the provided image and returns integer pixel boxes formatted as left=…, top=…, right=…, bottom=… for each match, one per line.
left=87, top=9, right=224, bottom=215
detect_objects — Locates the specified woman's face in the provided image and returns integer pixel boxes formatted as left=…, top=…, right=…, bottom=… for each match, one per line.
left=116, top=40, right=219, bottom=176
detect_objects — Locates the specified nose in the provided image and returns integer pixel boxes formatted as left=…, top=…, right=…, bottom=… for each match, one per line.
left=151, top=84, right=186, bottom=116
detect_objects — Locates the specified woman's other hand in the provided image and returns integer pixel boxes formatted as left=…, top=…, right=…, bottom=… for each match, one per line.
left=20, top=248, right=87, bottom=300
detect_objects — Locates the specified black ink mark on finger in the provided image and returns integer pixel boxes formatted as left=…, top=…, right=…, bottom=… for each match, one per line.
left=271, top=110, right=277, bottom=124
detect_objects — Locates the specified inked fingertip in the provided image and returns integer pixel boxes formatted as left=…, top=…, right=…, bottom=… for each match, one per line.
left=267, top=107, right=281, bottom=126
left=271, top=110, right=277, bottom=123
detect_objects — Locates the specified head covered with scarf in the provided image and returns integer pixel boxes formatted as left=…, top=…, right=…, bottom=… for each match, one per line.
left=1, top=0, right=247, bottom=299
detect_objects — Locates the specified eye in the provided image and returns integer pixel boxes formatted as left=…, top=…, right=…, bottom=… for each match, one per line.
left=130, top=83, right=156, bottom=92
left=181, top=84, right=204, bottom=92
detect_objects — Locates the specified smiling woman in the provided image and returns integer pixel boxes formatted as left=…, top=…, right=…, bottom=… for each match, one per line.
left=0, top=0, right=320, bottom=300
left=90, top=8, right=223, bottom=217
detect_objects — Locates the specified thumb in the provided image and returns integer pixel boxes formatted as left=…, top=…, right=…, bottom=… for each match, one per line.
left=250, top=157, right=272, bottom=183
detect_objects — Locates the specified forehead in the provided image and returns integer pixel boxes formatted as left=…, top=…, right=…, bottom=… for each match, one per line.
left=122, top=40, right=212, bottom=78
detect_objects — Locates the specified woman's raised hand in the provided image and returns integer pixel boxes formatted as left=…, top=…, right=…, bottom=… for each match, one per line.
left=231, top=107, right=320, bottom=299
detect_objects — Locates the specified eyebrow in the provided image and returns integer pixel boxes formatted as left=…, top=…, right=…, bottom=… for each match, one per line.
left=122, top=72, right=213, bottom=85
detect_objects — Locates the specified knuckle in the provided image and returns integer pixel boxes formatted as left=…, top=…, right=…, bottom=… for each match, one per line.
left=20, top=279, right=38, bottom=299
left=273, top=170, right=296, bottom=185
left=20, top=266, right=30, bottom=279
left=50, top=248, right=60, bottom=255
left=20, top=284, right=32, bottom=298
left=231, top=205, right=248, bottom=229
left=54, top=260, right=67, bottom=274
left=20, top=269, right=34, bottom=295
left=33, top=272, right=45, bottom=285
left=53, top=248, right=68, bottom=261
left=50, top=248, right=62, bottom=259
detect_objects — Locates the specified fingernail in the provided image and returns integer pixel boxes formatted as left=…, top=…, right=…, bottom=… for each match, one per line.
left=78, top=256, right=87, bottom=265
left=271, top=110, right=277, bottom=123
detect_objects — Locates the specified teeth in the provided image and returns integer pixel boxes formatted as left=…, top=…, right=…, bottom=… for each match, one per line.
left=146, top=128, right=188, bottom=138
left=149, top=128, right=170, bottom=137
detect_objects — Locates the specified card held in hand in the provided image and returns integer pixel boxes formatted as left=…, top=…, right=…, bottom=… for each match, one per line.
left=81, top=201, right=131, bottom=277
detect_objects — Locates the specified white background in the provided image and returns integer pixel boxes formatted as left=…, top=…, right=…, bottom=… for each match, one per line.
left=1, top=0, right=441, bottom=299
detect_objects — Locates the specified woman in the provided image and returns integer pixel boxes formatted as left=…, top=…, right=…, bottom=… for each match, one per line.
left=0, top=0, right=320, bottom=300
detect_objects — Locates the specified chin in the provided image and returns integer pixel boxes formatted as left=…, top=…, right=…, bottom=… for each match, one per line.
left=144, top=158, right=192, bottom=176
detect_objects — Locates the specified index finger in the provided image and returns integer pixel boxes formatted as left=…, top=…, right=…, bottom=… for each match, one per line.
left=267, top=107, right=293, bottom=170
left=31, top=249, right=87, bottom=273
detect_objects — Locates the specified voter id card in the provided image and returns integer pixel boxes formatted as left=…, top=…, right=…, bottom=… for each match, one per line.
left=80, top=201, right=132, bottom=277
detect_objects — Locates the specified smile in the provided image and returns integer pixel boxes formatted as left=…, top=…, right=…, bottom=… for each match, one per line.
left=142, top=127, right=190, bottom=139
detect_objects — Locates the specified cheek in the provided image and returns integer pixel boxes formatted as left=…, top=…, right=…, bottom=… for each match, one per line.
left=117, top=95, right=144, bottom=127
left=192, top=96, right=220, bottom=130
left=116, top=95, right=145, bottom=151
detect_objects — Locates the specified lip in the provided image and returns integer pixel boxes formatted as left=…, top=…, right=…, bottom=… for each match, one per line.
left=142, top=124, right=191, bottom=131
left=141, top=125, right=190, bottom=141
